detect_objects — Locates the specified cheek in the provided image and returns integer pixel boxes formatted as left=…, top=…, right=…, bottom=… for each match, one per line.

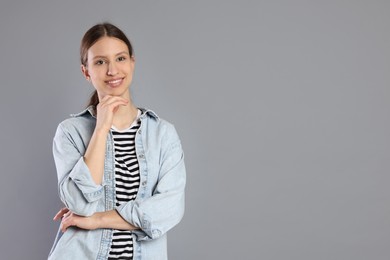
left=89, top=73, right=104, bottom=86
left=89, top=68, right=105, bottom=80
left=121, top=62, right=133, bottom=73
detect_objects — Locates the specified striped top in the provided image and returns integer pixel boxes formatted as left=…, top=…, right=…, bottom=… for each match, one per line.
left=108, top=111, right=141, bottom=260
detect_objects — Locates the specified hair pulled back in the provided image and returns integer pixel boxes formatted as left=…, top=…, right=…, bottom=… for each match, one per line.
left=80, top=22, right=134, bottom=108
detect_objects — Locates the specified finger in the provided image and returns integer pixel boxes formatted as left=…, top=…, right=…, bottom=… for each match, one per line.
left=97, top=101, right=128, bottom=115
left=98, top=101, right=128, bottom=116
left=63, top=211, right=72, bottom=220
left=60, top=222, right=65, bottom=232
left=103, top=98, right=129, bottom=109
left=60, top=222, right=68, bottom=233
left=99, top=94, right=115, bottom=103
left=60, top=218, right=67, bottom=232
left=99, top=95, right=128, bottom=106
left=53, top=208, right=69, bottom=221
left=99, top=94, right=116, bottom=104
left=60, top=215, right=73, bottom=232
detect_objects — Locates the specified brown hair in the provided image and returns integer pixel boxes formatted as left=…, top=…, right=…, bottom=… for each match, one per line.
left=80, top=22, right=134, bottom=108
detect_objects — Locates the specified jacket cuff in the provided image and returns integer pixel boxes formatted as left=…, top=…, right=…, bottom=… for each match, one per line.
left=68, top=157, right=104, bottom=202
left=116, top=202, right=161, bottom=240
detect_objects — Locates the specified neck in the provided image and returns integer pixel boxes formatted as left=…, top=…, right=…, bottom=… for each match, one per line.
left=112, top=100, right=139, bottom=130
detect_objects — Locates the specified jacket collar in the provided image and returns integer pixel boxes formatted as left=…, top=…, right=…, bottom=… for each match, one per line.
left=138, top=107, right=159, bottom=120
left=70, top=105, right=160, bottom=121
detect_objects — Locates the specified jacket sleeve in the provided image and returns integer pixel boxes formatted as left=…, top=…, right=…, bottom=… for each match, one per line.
left=115, top=127, right=186, bottom=241
left=53, top=123, right=104, bottom=216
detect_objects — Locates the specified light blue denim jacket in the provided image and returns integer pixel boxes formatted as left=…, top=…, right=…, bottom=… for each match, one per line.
left=48, top=106, right=186, bottom=260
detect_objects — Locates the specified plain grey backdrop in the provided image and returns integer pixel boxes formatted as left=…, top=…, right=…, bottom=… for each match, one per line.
left=0, top=0, right=389, bottom=259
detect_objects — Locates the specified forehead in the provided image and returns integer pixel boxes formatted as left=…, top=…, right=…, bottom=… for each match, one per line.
left=88, top=36, right=129, bottom=58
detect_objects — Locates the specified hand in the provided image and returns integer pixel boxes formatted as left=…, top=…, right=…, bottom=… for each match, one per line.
left=53, top=207, right=100, bottom=232
left=53, top=207, right=69, bottom=221
left=95, top=95, right=128, bottom=133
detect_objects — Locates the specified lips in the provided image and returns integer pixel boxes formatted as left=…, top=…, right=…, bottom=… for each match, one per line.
left=106, top=78, right=124, bottom=88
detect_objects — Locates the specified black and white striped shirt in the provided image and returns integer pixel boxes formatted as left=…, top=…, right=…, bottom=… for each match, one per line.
left=108, top=112, right=141, bottom=260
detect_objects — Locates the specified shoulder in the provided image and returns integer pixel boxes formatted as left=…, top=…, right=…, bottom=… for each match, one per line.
left=55, top=108, right=96, bottom=139
left=59, top=115, right=94, bottom=132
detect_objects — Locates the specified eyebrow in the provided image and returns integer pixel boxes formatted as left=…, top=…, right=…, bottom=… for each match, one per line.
left=92, top=51, right=130, bottom=60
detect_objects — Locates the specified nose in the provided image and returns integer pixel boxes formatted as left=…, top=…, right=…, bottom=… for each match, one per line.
left=107, top=62, right=118, bottom=76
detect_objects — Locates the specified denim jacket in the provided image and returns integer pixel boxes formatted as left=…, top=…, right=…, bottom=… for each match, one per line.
left=48, top=106, right=186, bottom=260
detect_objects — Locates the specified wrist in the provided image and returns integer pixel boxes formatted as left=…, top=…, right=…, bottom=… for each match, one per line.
left=93, top=212, right=104, bottom=229
left=94, top=127, right=109, bottom=137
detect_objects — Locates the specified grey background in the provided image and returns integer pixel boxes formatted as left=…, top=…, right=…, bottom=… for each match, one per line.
left=0, top=0, right=389, bottom=259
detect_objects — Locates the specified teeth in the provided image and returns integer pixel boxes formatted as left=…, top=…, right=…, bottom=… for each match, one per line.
left=108, top=79, right=122, bottom=84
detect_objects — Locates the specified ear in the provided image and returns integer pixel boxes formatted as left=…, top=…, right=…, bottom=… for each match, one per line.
left=130, top=56, right=136, bottom=64
left=130, top=56, right=136, bottom=69
left=81, top=65, right=90, bottom=81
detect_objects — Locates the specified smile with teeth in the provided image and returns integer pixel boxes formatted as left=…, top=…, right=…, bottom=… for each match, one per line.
left=106, top=78, right=124, bottom=87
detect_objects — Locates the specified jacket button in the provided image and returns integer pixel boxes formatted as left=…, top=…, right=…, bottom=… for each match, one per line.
left=138, top=129, right=142, bottom=134
left=139, top=154, right=144, bottom=159
left=142, top=181, right=147, bottom=186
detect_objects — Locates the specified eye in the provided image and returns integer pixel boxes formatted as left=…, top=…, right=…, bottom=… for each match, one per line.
left=117, top=56, right=126, bottom=62
left=95, top=60, right=105, bottom=65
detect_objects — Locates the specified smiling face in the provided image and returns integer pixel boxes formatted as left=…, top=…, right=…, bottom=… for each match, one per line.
left=82, top=36, right=135, bottom=100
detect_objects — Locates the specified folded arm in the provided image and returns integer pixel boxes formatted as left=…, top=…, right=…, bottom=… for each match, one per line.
left=116, top=131, right=186, bottom=241
left=53, top=124, right=105, bottom=216
left=54, top=208, right=139, bottom=232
